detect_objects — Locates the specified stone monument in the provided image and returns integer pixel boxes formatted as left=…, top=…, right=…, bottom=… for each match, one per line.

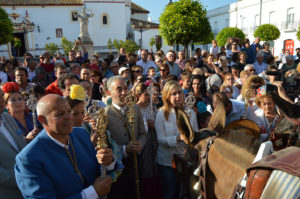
left=77, top=5, right=94, bottom=58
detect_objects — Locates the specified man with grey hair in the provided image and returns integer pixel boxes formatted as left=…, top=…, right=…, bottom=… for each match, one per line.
left=105, top=76, right=146, bottom=199
left=253, top=52, right=268, bottom=74
left=15, top=94, right=115, bottom=199
left=165, top=51, right=181, bottom=78
left=281, top=55, right=297, bottom=74
left=109, top=60, right=120, bottom=76
left=136, top=49, right=156, bottom=75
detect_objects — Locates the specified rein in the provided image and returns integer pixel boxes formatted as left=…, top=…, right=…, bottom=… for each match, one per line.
left=198, top=135, right=218, bottom=199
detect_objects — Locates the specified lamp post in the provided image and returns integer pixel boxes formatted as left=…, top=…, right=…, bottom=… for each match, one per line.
left=131, top=22, right=150, bottom=49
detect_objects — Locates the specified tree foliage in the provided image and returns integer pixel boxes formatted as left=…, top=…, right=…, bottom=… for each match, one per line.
left=45, top=43, right=59, bottom=55
left=61, top=37, right=74, bottom=55
left=113, top=39, right=121, bottom=52
left=113, top=39, right=139, bottom=53
left=254, top=24, right=280, bottom=41
left=297, top=26, right=300, bottom=41
left=149, top=37, right=156, bottom=48
left=196, top=31, right=214, bottom=45
left=107, top=38, right=113, bottom=54
left=216, top=27, right=245, bottom=47
left=13, top=38, right=22, bottom=48
left=0, top=7, right=14, bottom=46
left=159, top=0, right=212, bottom=49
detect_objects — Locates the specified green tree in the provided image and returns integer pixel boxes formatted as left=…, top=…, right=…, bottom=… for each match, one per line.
left=61, top=37, right=74, bottom=55
left=297, top=26, right=300, bottom=41
left=113, top=39, right=121, bottom=53
left=149, top=37, right=156, bottom=49
left=216, top=27, right=245, bottom=47
left=254, top=24, right=280, bottom=41
left=45, top=43, right=59, bottom=55
left=155, top=35, right=162, bottom=51
left=0, top=7, right=14, bottom=46
left=122, top=39, right=139, bottom=53
left=196, top=31, right=214, bottom=45
left=13, top=38, right=22, bottom=56
left=159, top=0, right=212, bottom=58
left=107, top=38, right=113, bottom=54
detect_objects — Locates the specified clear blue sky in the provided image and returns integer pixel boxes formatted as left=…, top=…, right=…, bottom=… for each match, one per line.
left=133, top=0, right=237, bottom=21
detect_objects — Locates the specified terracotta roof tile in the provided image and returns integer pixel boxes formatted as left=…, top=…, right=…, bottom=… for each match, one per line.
left=0, top=0, right=82, bottom=6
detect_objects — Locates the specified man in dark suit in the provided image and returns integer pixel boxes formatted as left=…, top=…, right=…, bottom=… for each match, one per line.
left=105, top=76, right=146, bottom=199
left=0, top=89, right=27, bottom=199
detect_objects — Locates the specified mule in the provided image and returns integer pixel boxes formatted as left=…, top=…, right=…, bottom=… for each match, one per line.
left=174, top=102, right=261, bottom=199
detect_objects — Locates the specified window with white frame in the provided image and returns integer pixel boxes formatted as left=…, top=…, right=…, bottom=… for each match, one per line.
left=254, top=14, right=260, bottom=28
left=269, top=11, right=277, bottom=26
left=287, top=8, right=295, bottom=29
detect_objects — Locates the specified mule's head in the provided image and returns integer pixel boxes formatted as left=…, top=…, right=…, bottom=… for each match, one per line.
left=175, top=107, right=195, bottom=145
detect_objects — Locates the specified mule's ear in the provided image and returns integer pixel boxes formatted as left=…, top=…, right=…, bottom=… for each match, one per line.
left=175, top=107, right=194, bottom=145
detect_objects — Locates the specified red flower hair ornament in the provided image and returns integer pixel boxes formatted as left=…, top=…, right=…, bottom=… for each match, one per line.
left=2, top=82, right=20, bottom=93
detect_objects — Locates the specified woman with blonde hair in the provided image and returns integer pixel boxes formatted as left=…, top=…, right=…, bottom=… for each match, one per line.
left=254, top=89, right=279, bottom=142
left=237, top=75, right=265, bottom=102
left=155, top=80, right=198, bottom=199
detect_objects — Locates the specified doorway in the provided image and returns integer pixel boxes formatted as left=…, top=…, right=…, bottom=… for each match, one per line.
left=11, top=33, right=26, bottom=57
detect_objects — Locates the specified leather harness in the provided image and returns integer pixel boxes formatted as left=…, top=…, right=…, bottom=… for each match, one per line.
left=198, top=135, right=218, bottom=199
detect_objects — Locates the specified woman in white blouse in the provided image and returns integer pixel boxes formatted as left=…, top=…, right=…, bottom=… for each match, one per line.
left=155, top=80, right=198, bottom=199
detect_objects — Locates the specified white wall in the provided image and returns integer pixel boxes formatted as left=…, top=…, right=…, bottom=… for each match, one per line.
left=229, top=0, right=300, bottom=56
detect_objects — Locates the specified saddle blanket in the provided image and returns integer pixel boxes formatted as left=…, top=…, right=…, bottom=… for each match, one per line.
left=260, top=170, right=300, bottom=199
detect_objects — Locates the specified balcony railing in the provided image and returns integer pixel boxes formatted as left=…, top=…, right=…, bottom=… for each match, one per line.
left=281, top=20, right=299, bottom=31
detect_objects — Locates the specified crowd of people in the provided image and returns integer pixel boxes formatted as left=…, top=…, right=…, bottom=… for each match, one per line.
left=0, top=36, right=300, bottom=199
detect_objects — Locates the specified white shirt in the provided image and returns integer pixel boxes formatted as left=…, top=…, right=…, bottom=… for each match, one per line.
left=0, top=115, right=19, bottom=151
left=47, top=130, right=115, bottom=199
left=209, top=46, right=219, bottom=58
left=27, top=68, right=36, bottom=81
left=136, top=60, right=157, bottom=75
left=155, top=108, right=198, bottom=166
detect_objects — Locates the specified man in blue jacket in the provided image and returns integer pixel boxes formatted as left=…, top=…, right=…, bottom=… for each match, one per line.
left=15, top=94, right=115, bottom=199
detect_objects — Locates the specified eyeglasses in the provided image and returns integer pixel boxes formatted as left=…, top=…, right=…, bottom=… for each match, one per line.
left=133, top=70, right=142, bottom=73
left=249, top=69, right=255, bottom=72
left=159, top=69, right=167, bottom=72
left=39, top=57, right=45, bottom=59
left=111, top=65, right=119, bottom=69
left=232, top=44, right=237, bottom=46
left=157, top=60, right=163, bottom=63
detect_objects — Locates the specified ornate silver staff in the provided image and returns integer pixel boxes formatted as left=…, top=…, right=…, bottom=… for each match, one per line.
left=27, top=94, right=38, bottom=129
left=185, top=92, right=196, bottom=118
left=88, top=101, right=109, bottom=199
left=125, top=91, right=140, bottom=199
left=146, top=82, right=154, bottom=121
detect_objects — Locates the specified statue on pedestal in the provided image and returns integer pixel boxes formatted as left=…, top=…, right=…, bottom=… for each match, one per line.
left=77, top=6, right=93, bottom=44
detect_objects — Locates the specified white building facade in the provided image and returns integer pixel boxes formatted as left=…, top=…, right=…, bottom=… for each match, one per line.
left=207, top=0, right=300, bottom=56
left=0, top=0, right=169, bottom=58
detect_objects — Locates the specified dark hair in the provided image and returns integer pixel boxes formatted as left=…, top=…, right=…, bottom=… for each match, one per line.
left=189, top=75, right=206, bottom=97
left=58, top=73, right=79, bottom=90
left=196, top=111, right=211, bottom=129
left=117, top=55, right=127, bottom=66
left=66, top=96, right=84, bottom=109
left=10, top=57, right=19, bottom=68
left=30, top=85, right=46, bottom=97
left=166, top=74, right=178, bottom=82
left=267, top=65, right=278, bottom=71
left=15, top=66, right=28, bottom=76
left=23, top=52, right=33, bottom=59
left=266, top=55, right=275, bottom=65
left=54, top=64, right=66, bottom=72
